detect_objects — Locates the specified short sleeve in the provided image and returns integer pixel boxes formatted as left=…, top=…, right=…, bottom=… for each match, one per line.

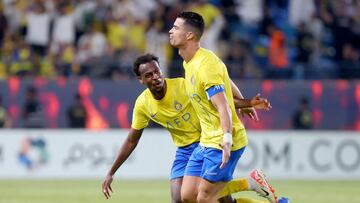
left=199, top=56, right=224, bottom=91
left=131, top=99, right=150, bottom=130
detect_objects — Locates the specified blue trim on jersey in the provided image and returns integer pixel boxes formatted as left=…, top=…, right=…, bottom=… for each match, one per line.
left=206, top=85, right=225, bottom=99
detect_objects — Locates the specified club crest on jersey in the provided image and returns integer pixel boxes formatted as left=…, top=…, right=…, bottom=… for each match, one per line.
left=174, top=100, right=183, bottom=111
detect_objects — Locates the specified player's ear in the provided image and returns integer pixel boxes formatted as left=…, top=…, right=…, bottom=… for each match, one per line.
left=186, top=32, right=195, bottom=40
left=137, top=76, right=144, bottom=84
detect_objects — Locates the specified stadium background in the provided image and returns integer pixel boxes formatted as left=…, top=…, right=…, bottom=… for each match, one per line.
left=0, top=0, right=360, bottom=203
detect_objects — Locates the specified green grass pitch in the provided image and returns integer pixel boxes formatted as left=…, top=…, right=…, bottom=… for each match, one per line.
left=0, top=179, right=359, bottom=203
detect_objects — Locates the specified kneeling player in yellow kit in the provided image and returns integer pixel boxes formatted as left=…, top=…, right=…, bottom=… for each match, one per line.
left=102, top=54, right=278, bottom=203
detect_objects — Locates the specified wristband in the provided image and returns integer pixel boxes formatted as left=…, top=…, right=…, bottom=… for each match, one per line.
left=223, top=132, right=233, bottom=144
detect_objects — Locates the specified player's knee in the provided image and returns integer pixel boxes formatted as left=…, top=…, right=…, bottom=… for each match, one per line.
left=171, top=178, right=183, bottom=203
left=197, top=195, right=210, bottom=203
left=197, top=191, right=212, bottom=203
left=181, top=193, right=197, bottom=203
left=182, top=197, right=196, bottom=203
left=181, top=190, right=197, bottom=203
left=197, top=191, right=217, bottom=203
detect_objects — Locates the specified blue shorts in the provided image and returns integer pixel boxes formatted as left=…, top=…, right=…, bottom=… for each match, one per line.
left=170, top=142, right=199, bottom=180
left=184, top=145, right=246, bottom=182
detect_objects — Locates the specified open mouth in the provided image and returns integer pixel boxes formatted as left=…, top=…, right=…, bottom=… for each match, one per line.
left=154, top=81, right=162, bottom=87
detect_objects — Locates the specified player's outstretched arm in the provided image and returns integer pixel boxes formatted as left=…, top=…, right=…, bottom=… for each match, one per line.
left=234, top=93, right=272, bottom=110
left=230, top=79, right=271, bottom=110
left=230, top=79, right=245, bottom=102
left=230, top=79, right=259, bottom=121
left=234, top=93, right=272, bottom=121
left=231, top=78, right=272, bottom=121
left=102, top=128, right=144, bottom=199
left=210, top=92, right=232, bottom=169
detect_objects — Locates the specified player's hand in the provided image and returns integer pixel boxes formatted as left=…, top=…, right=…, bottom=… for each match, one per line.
left=250, top=93, right=272, bottom=110
left=239, top=107, right=259, bottom=121
left=219, top=141, right=231, bottom=169
left=238, top=94, right=272, bottom=121
left=102, top=174, right=114, bottom=199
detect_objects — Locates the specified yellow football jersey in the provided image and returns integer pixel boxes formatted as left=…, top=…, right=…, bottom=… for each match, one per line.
left=183, top=48, right=248, bottom=151
left=132, top=78, right=201, bottom=147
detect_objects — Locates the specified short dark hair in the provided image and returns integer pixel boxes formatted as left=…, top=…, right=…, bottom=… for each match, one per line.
left=133, top=54, right=160, bottom=76
left=177, top=11, right=205, bottom=39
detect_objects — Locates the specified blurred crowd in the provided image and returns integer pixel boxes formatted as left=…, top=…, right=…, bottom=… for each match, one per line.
left=0, top=0, right=359, bottom=80
left=0, top=86, right=87, bottom=129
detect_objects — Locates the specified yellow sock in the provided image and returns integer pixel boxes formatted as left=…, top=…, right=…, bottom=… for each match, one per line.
left=235, top=197, right=268, bottom=203
left=218, top=178, right=249, bottom=198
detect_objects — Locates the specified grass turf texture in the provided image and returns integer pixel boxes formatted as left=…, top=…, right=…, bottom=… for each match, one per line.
left=0, top=179, right=359, bottom=203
